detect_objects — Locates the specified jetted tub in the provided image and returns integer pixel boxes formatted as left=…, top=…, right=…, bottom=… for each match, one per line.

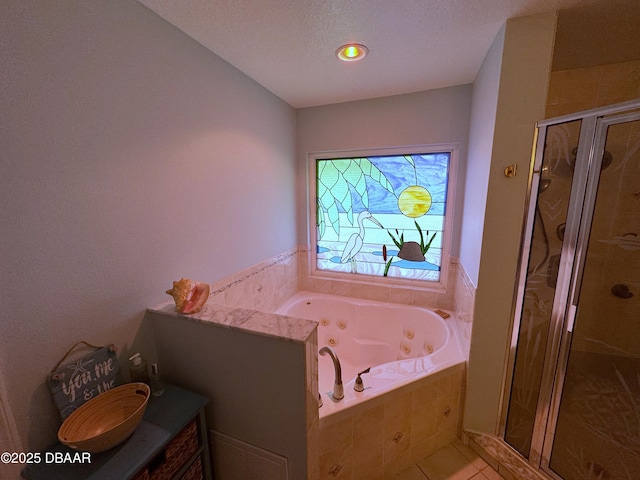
left=275, top=291, right=465, bottom=418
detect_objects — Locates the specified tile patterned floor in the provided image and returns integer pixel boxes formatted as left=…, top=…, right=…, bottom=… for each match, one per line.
left=395, top=440, right=505, bottom=480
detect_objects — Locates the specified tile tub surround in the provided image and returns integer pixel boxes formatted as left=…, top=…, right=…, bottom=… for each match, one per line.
left=316, top=363, right=465, bottom=480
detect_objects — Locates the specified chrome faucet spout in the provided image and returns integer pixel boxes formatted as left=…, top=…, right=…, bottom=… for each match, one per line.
left=319, top=346, right=344, bottom=400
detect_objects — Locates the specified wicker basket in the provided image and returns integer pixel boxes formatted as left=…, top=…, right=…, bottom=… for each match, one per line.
left=132, top=420, right=199, bottom=480
left=58, top=382, right=150, bottom=453
left=181, top=457, right=203, bottom=480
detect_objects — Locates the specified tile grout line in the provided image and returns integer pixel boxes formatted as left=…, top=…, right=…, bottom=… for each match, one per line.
left=416, top=462, right=430, bottom=479
left=404, top=440, right=506, bottom=480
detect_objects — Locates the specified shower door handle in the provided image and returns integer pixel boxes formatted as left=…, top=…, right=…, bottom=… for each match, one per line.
left=566, top=304, right=577, bottom=333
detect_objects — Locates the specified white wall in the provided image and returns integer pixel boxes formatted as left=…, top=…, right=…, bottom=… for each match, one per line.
left=0, top=0, right=296, bottom=454
left=459, top=27, right=505, bottom=287
left=296, top=86, right=473, bottom=257
left=464, top=12, right=556, bottom=435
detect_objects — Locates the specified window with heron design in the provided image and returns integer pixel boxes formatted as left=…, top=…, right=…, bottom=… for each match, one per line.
left=310, top=145, right=457, bottom=287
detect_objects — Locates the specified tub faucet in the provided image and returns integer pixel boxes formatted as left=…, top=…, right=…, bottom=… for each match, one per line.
left=354, top=367, right=370, bottom=392
left=319, top=346, right=344, bottom=400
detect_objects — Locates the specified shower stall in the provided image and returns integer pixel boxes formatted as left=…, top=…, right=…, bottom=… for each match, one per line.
left=502, top=99, right=640, bottom=480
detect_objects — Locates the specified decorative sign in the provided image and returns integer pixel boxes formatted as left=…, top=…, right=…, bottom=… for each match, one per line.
left=48, top=345, right=122, bottom=419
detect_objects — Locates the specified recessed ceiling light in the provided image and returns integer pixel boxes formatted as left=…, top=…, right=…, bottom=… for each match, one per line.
left=336, top=43, right=368, bottom=62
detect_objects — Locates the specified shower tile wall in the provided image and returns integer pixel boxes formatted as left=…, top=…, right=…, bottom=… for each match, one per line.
left=546, top=59, right=640, bottom=118
left=570, top=120, right=640, bottom=355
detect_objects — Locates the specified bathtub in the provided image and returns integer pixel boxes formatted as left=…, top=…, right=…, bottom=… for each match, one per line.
left=275, top=291, right=465, bottom=419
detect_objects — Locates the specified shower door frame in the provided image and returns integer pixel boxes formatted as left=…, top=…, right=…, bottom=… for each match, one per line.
left=499, top=98, right=640, bottom=478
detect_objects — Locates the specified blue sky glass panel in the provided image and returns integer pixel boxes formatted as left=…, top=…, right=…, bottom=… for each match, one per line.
left=316, top=153, right=449, bottom=281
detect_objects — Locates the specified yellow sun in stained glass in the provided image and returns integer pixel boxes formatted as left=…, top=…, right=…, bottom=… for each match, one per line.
left=398, top=185, right=432, bottom=218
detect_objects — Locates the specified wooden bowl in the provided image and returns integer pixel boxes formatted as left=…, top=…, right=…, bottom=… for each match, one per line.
left=58, top=382, right=150, bottom=453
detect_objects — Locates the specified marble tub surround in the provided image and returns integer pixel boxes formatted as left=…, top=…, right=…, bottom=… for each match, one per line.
left=206, top=246, right=300, bottom=312
left=148, top=299, right=317, bottom=344
left=300, top=249, right=464, bottom=311
left=451, top=260, right=475, bottom=357
left=197, top=245, right=477, bottom=341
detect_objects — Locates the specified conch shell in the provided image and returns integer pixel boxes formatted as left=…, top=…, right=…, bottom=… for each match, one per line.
left=165, top=278, right=210, bottom=314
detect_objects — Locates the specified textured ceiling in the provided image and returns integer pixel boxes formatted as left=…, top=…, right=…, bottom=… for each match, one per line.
left=137, top=0, right=636, bottom=108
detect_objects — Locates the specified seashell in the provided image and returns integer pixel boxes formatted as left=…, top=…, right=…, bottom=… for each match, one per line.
left=166, top=278, right=194, bottom=312
left=166, top=278, right=210, bottom=314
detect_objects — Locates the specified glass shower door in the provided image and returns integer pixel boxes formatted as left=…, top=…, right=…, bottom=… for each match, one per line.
left=503, top=119, right=582, bottom=459
left=544, top=114, right=640, bottom=479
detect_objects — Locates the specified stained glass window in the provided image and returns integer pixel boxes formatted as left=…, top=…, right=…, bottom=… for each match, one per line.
left=312, top=147, right=454, bottom=284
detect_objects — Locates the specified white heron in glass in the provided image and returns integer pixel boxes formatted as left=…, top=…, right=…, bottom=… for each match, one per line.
left=340, top=210, right=384, bottom=273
